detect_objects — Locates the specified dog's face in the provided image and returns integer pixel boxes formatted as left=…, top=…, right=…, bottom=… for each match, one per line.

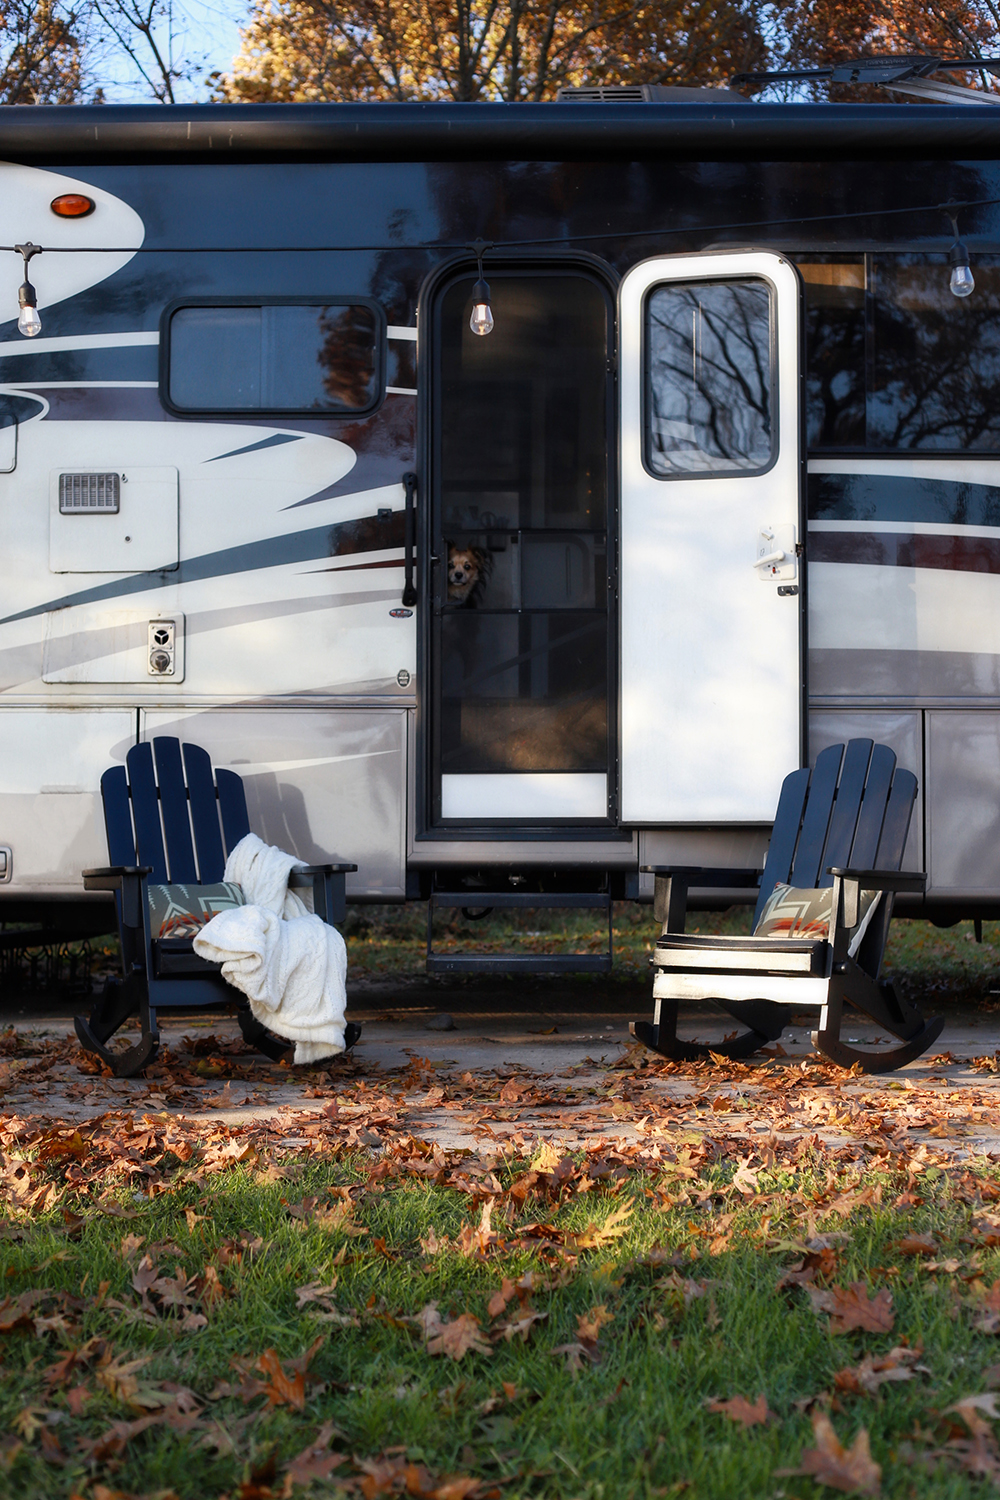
left=447, top=546, right=482, bottom=600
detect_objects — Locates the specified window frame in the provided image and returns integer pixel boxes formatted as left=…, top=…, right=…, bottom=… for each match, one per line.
left=641, top=273, right=779, bottom=482
left=158, top=294, right=386, bottom=419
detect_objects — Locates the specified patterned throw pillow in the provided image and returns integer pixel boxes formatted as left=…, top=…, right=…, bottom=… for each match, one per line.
left=147, top=882, right=244, bottom=940
left=756, top=883, right=881, bottom=956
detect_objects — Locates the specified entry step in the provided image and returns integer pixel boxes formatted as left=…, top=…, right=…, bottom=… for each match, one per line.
left=427, top=952, right=612, bottom=976
left=425, top=875, right=614, bottom=977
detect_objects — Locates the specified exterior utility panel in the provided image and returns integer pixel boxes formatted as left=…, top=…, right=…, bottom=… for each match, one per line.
left=0, top=100, right=998, bottom=926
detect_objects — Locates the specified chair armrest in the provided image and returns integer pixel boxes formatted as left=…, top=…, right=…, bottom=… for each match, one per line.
left=642, top=867, right=761, bottom=934
left=288, top=863, right=354, bottom=925
left=289, top=863, right=358, bottom=884
left=83, top=865, right=151, bottom=929
left=827, top=867, right=927, bottom=893
left=83, top=865, right=152, bottom=890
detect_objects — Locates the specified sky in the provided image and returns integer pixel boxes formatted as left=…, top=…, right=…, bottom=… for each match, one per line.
left=95, top=0, right=248, bottom=102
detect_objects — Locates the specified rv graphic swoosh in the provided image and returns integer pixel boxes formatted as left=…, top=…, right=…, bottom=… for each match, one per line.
left=0, top=508, right=404, bottom=626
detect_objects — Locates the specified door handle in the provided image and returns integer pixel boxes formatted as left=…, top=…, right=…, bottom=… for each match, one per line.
left=402, top=471, right=417, bottom=607
left=753, top=549, right=786, bottom=570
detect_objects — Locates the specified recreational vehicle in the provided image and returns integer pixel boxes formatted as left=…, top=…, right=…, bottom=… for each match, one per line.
left=1, top=69, right=1000, bottom=968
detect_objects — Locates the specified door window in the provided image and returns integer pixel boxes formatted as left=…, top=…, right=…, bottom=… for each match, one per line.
left=644, top=278, right=775, bottom=476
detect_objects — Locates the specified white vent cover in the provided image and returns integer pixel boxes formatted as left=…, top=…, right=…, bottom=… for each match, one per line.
left=59, top=472, right=120, bottom=514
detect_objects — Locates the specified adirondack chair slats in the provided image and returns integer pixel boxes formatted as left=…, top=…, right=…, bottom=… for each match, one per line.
left=182, top=742, right=226, bottom=883
left=77, top=736, right=358, bottom=1078
left=101, top=765, right=136, bottom=868
left=875, top=768, right=917, bottom=870
left=819, top=738, right=873, bottom=886
left=126, top=743, right=169, bottom=883
left=848, top=743, right=896, bottom=869
left=217, top=769, right=251, bottom=853
left=635, top=738, right=944, bottom=1074
left=788, top=743, right=842, bottom=889
left=752, top=767, right=811, bottom=928
left=153, top=738, right=198, bottom=884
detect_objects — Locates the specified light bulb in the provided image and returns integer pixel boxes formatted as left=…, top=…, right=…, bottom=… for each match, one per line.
left=949, top=240, right=975, bottom=298
left=469, top=276, right=494, bottom=336
left=17, top=281, right=40, bottom=336
left=17, top=302, right=40, bottom=337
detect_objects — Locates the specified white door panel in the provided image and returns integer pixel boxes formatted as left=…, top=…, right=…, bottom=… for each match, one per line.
left=619, top=251, right=804, bottom=823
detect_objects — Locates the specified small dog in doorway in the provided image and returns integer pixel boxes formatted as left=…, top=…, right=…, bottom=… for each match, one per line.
left=447, top=543, right=491, bottom=606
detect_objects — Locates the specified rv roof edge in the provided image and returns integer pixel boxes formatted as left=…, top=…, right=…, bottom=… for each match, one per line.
left=0, top=101, right=999, bottom=162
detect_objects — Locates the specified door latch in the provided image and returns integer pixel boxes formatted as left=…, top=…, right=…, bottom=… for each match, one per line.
left=754, top=525, right=797, bottom=583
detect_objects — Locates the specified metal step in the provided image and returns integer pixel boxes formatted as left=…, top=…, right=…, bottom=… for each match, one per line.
left=426, top=951, right=612, bottom=975
left=426, top=880, right=614, bottom=976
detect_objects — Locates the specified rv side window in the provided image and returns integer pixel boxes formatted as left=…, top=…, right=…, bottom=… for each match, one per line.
left=798, top=259, right=866, bottom=449
left=871, top=256, right=1000, bottom=450
left=164, top=300, right=382, bottom=415
left=799, top=253, right=1000, bottom=453
left=643, top=278, right=774, bottom=477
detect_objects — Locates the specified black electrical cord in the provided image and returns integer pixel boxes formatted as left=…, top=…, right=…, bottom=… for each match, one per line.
left=5, top=192, right=1000, bottom=257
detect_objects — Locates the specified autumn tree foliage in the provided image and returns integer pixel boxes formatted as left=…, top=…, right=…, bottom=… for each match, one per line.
left=0, top=0, right=90, bottom=101
left=210, top=0, right=771, bottom=104
left=210, top=0, right=1000, bottom=105
left=775, top=0, right=1000, bottom=97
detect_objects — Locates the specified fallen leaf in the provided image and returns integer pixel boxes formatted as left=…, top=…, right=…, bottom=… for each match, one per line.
left=410, top=1304, right=492, bottom=1361
left=785, top=1410, right=881, bottom=1495
left=492, top=1306, right=547, bottom=1344
left=295, top=1280, right=340, bottom=1311
left=834, top=1347, right=929, bottom=1396
left=706, top=1393, right=769, bottom=1427
left=946, top=1393, right=1000, bottom=1424
left=550, top=1340, right=593, bottom=1373
left=576, top=1305, right=614, bottom=1343
left=281, top=1420, right=347, bottom=1489
left=894, top=1233, right=937, bottom=1256
left=807, top=1282, right=894, bottom=1335
left=572, top=1199, right=635, bottom=1250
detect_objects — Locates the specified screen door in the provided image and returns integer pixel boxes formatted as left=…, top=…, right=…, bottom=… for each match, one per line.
left=429, top=269, right=616, bottom=826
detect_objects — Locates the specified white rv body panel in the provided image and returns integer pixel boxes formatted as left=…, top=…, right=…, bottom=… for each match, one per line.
left=142, top=708, right=408, bottom=899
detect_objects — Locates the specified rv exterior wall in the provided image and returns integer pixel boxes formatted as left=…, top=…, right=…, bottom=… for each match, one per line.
left=0, top=130, right=998, bottom=914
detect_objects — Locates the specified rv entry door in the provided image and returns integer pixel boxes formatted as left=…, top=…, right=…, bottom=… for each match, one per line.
left=619, top=251, right=804, bottom=823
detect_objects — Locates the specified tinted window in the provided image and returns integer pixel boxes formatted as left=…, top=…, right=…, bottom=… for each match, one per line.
left=798, top=253, right=1000, bottom=452
left=871, top=256, right=1000, bottom=449
left=800, top=259, right=866, bottom=448
left=167, top=302, right=380, bottom=413
left=644, top=279, right=774, bottom=476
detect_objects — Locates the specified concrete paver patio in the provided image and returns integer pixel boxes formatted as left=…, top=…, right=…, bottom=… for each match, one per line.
left=3, top=976, right=1000, bottom=1160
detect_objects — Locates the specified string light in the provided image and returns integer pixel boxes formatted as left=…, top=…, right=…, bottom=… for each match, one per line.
left=947, top=213, right=975, bottom=297
left=468, top=240, right=494, bottom=337
left=14, top=243, right=41, bottom=337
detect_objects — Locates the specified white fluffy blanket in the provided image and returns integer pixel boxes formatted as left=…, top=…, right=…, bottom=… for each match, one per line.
left=192, top=832, right=347, bottom=1065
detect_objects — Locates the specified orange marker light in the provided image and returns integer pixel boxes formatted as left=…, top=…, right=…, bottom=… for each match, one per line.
left=50, top=194, right=95, bottom=218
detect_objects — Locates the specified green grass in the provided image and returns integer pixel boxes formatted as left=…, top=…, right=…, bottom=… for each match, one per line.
left=4, top=1140, right=1000, bottom=1497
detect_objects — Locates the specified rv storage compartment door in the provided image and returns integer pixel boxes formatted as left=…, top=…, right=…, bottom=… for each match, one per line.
left=619, top=251, right=803, bottom=823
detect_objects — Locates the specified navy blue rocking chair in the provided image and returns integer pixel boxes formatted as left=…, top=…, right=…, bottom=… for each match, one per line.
left=75, top=737, right=358, bottom=1078
left=632, top=739, right=945, bottom=1074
